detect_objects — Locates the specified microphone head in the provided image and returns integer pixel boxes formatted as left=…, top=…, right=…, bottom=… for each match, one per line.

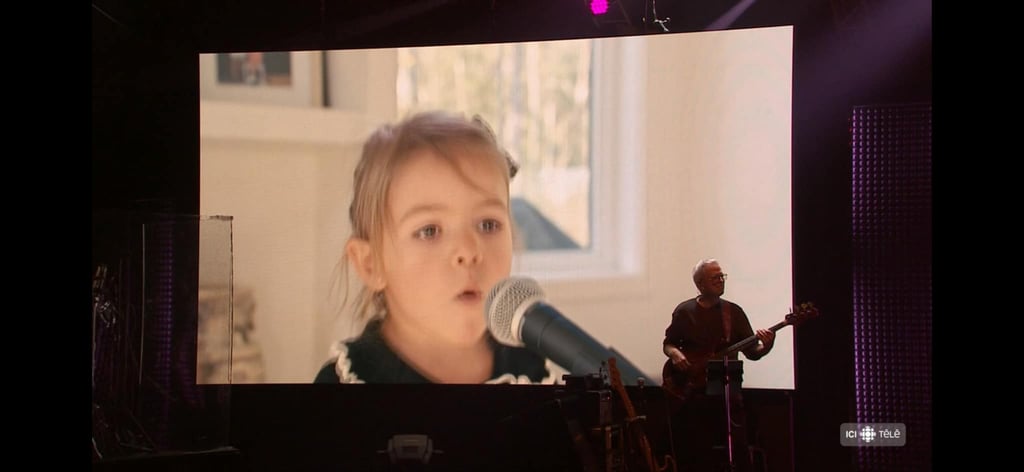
left=484, top=276, right=545, bottom=347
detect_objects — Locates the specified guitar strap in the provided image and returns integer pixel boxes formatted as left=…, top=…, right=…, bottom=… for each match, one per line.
left=721, top=300, right=732, bottom=346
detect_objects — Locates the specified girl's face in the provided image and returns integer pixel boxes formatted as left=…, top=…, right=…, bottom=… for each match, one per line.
left=379, top=146, right=513, bottom=347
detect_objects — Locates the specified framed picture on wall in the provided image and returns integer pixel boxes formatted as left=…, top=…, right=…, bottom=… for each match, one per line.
left=199, top=51, right=323, bottom=107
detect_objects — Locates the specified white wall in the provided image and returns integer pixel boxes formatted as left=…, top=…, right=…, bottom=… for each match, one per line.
left=540, top=28, right=794, bottom=389
left=199, top=26, right=794, bottom=387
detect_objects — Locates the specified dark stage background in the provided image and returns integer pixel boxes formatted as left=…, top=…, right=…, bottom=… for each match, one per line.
left=92, top=1, right=932, bottom=470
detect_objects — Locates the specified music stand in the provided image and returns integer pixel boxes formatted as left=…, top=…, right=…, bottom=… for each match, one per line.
left=705, top=359, right=744, bottom=396
left=706, top=359, right=744, bottom=472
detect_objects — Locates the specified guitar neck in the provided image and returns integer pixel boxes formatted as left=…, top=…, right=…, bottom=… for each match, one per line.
left=607, top=358, right=638, bottom=418
left=607, top=357, right=658, bottom=472
left=711, top=317, right=791, bottom=359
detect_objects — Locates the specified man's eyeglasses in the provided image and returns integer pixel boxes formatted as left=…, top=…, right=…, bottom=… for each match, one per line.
left=708, top=274, right=728, bottom=282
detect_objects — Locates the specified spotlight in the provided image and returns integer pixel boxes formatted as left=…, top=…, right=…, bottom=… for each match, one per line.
left=585, top=0, right=636, bottom=31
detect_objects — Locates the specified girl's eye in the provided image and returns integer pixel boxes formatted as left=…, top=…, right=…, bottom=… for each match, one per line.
left=479, top=219, right=502, bottom=233
left=414, top=225, right=440, bottom=240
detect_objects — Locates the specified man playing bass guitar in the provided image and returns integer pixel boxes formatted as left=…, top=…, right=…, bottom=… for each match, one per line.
left=661, top=258, right=774, bottom=472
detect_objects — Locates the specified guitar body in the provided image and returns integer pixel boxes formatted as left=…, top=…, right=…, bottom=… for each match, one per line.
left=661, top=351, right=716, bottom=402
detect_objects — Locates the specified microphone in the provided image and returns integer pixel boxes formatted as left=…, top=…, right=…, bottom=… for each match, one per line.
left=485, top=277, right=648, bottom=385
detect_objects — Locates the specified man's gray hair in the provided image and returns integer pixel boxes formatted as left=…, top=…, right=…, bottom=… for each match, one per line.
left=692, top=258, right=719, bottom=286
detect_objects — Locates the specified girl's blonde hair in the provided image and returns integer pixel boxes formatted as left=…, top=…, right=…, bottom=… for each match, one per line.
left=337, top=110, right=519, bottom=326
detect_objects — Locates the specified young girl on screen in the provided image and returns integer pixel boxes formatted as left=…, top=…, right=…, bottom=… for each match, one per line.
left=314, top=110, right=564, bottom=384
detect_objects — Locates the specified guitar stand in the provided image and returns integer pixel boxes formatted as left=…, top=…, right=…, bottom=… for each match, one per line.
left=706, top=359, right=744, bottom=472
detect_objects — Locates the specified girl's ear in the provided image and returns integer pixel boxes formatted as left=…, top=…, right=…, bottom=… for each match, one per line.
left=346, top=238, right=385, bottom=291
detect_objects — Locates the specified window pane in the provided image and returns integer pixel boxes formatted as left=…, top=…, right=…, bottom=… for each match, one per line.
left=396, top=40, right=593, bottom=250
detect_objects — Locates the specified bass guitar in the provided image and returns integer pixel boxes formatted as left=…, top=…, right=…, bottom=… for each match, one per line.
left=661, top=302, right=819, bottom=402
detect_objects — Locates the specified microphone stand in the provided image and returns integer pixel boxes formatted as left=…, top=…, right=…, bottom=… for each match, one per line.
left=721, top=356, right=736, bottom=472
left=706, top=356, right=741, bottom=472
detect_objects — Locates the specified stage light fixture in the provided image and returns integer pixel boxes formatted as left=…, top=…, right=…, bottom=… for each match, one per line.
left=585, top=0, right=636, bottom=31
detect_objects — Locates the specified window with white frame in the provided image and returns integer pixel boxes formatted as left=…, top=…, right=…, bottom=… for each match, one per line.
left=395, top=37, right=645, bottom=280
